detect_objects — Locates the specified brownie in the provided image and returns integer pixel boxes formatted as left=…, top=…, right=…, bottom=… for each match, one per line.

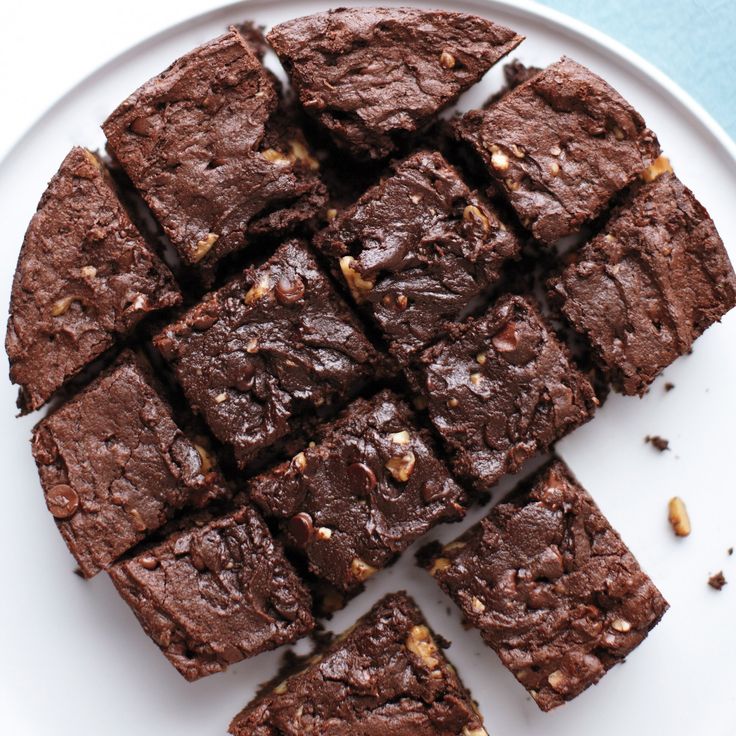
left=236, top=20, right=269, bottom=61
left=103, top=28, right=326, bottom=275
left=549, top=170, right=736, bottom=395
left=268, top=7, right=523, bottom=160
left=154, top=240, right=382, bottom=468
left=315, top=151, right=521, bottom=364
left=422, top=459, right=669, bottom=711
left=455, top=57, right=661, bottom=244
left=249, top=390, right=468, bottom=591
left=31, top=351, right=228, bottom=578
left=417, top=295, right=597, bottom=491
left=6, top=147, right=180, bottom=413
left=229, top=592, right=486, bottom=735
left=109, top=503, right=314, bottom=681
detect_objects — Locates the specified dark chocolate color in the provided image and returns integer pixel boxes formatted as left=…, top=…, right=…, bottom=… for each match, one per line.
left=31, top=351, right=228, bottom=578
left=456, top=57, right=660, bottom=243
left=417, top=294, right=597, bottom=491
left=423, top=459, right=668, bottom=711
left=268, top=7, right=523, bottom=160
left=315, top=151, right=521, bottom=364
left=229, top=592, right=485, bottom=735
left=249, top=390, right=467, bottom=591
left=103, top=28, right=325, bottom=273
left=154, top=240, right=381, bottom=468
left=6, top=147, right=180, bottom=413
left=110, top=503, right=314, bottom=681
left=549, top=171, right=736, bottom=395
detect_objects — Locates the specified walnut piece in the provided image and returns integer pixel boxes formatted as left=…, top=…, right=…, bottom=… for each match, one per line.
left=668, top=496, right=691, bottom=537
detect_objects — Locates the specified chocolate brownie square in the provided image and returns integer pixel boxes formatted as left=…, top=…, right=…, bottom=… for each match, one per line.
left=229, top=592, right=486, bottom=735
left=103, top=28, right=325, bottom=275
left=417, top=295, right=597, bottom=491
left=6, top=147, right=180, bottom=413
left=455, top=57, right=661, bottom=244
left=31, top=351, right=228, bottom=578
left=422, top=459, right=668, bottom=711
left=249, top=390, right=468, bottom=592
left=315, top=151, right=521, bottom=364
left=154, top=240, right=382, bottom=468
left=268, top=7, right=522, bottom=160
left=109, top=503, right=314, bottom=681
left=549, top=170, right=736, bottom=395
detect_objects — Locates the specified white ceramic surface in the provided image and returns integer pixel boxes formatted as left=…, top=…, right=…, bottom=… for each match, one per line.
left=1, top=2, right=734, bottom=734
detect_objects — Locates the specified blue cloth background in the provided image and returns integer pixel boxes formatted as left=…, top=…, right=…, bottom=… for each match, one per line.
left=539, top=0, right=735, bottom=139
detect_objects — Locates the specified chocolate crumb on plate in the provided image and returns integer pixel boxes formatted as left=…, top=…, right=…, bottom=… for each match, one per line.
left=645, top=435, right=670, bottom=452
left=708, top=571, right=727, bottom=591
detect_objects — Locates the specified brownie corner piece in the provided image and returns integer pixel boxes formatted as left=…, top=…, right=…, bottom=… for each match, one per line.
left=249, top=389, right=468, bottom=591
left=6, top=146, right=180, bottom=413
left=229, top=591, right=486, bottom=735
left=102, top=27, right=325, bottom=273
left=549, top=170, right=736, bottom=395
left=109, top=503, right=313, bottom=681
left=418, top=294, right=597, bottom=491
left=422, top=458, right=668, bottom=711
left=268, top=7, right=523, bottom=159
left=315, top=149, right=522, bottom=364
left=153, top=239, right=382, bottom=467
left=31, top=350, right=228, bottom=578
left=456, top=56, right=660, bottom=243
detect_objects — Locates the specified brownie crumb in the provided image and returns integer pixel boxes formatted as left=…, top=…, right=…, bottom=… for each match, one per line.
left=708, top=571, right=727, bottom=591
left=646, top=435, right=670, bottom=452
left=728, top=547, right=733, bottom=556
left=664, top=382, right=675, bottom=392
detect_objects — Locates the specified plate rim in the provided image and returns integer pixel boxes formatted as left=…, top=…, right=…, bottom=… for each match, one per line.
left=0, top=0, right=734, bottom=172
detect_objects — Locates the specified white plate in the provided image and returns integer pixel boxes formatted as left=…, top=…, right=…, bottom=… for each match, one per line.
left=1, top=2, right=734, bottom=735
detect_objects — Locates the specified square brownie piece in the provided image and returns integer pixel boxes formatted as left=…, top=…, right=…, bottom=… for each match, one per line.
left=229, top=591, right=486, bottom=735
left=249, top=389, right=468, bottom=592
left=109, top=503, right=314, bottom=681
left=6, top=147, right=180, bottom=413
left=103, top=28, right=325, bottom=275
left=417, top=295, right=597, bottom=492
left=315, top=151, right=521, bottom=364
left=268, top=7, right=522, bottom=160
left=455, top=57, right=660, bottom=244
left=422, top=459, right=668, bottom=711
left=549, top=170, right=736, bottom=395
left=31, top=351, right=228, bottom=578
left=154, top=240, right=382, bottom=468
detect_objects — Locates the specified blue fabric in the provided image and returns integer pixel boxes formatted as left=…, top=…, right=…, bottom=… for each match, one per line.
left=539, top=0, right=736, bottom=139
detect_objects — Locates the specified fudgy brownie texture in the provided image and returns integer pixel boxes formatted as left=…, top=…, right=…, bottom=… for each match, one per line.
left=31, top=351, right=228, bottom=578
left=455, top=57, right=661, bottom=244
left=109, top=503, right=314, bottom=681
left=236, top=20, right=269, bottom=61
left=6, top=147, right=180, bottom=413
left=229, top=592, right=486, bottom=735
left=422, top=459, right=668, bottom=711
left=315, top=151, right=521, bottom=364
left=103, top=28, right=326, bottom=275
left=417, top=295, right=597, bottom=492
left=249, top=390, right=468, bottom=592
left=549, top=170, right=736, bottom=395
left=268, top=7, right=523, bottom=160
left=154, top=240, right=382, bottom=468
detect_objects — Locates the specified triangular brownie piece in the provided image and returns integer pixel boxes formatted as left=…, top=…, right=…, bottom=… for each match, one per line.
left=268, top=7, right=523, bottom=159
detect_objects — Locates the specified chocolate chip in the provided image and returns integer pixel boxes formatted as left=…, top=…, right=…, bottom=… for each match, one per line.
left=233, top=362, right=256, bottom=392
left=288, top=512, right=314, bottom=546
left=491, top=321, right=518, bottom=353
left=421, top=480, right=450, bottom=504
left=46, top=484, right=79, bottom=519
left=139, top=555, right=159, bottom=570
left=275, top=276, right=305, bottom=305
left=347, top=462, right=377, bottom=496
